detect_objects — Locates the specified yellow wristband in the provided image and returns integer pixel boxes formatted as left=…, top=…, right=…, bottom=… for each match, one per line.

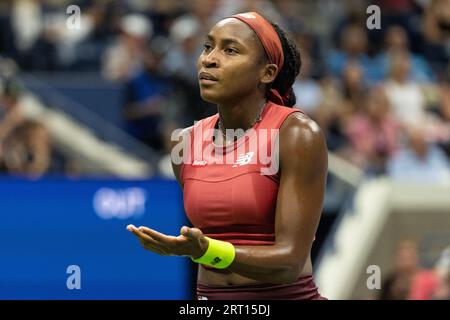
left=191, top=237, right=235, bottom=269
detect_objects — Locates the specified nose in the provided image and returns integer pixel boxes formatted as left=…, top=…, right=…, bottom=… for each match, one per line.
left=201, top=49, right=219, bottom=68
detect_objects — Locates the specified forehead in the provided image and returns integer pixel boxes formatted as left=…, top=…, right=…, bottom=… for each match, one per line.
left=209, top=18, right=257, bottom=45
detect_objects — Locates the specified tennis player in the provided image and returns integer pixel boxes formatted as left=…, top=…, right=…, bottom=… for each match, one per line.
left=128, top=12, right=328, bottom=300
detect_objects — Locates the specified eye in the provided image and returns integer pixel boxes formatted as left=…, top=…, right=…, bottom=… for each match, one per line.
left=224, top=47, right=238, bottom=55
left=203, top=42, right=213, bottom=52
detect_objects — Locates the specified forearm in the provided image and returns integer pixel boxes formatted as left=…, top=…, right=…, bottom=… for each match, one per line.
left=225, top=244, right=308, bottom=284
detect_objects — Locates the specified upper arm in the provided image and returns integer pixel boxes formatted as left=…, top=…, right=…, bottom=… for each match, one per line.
left=274, top=113, right=328, bottom=262
left=170, top=126, right=193, bottom=188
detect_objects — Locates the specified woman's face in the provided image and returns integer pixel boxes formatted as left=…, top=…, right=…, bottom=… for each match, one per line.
left=197, top=18, right=267, bottom=104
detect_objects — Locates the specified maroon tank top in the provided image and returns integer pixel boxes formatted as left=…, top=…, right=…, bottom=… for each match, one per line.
left=181, top=102, right=302, bottom=245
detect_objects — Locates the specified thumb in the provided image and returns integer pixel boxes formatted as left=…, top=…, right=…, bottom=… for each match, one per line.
left=180, top=226, right=202, bottom=240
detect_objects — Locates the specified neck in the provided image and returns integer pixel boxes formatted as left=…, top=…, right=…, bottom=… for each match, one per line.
left=217, top=93, right=267, bottom=131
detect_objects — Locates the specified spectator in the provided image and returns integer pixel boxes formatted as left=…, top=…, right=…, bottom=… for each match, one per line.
left=374, top=0, right=421, bottom=45
left=161, top=14, right=215, bottom=127
left=384, top=50, right=426, bottom=127
left=68, top=1, right=125, bottom=71
left=0, top=0, right=17, bottom=60
left=162, top=15, right=202, bottom=85
left=344, top=86, right=399, bottom=173
left=387, top=125, right=450, bottom=183
left=326, top=24, right=378, bottom=81
left=379, top=239, right=419, bottom=300
left=23, top=13, right=60, bottom=71
left=409, top=246, right=450, bottom=300
left=0, top=78, right=24, bottom=145
left=293, top=51, right=322, bottom=116
left=123, top=36, right=170, bottom=152
left=440, top=85, right=450, bottom=124
left=374, top=25, right=434, bottom=83
left=313, top=76, right=347, bottom=152
left=10, top=0, right=42, bottom=58
left=102, top=13, right=153, bottom=81
left=340, top=61, right=368, bottom=114
left=421, top=0, right=450, bottom=81
left=0, top=120, right=51, bottom=177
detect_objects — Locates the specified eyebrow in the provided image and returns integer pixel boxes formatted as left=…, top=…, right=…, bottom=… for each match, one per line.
left=205, top=34, right=244, bottom=47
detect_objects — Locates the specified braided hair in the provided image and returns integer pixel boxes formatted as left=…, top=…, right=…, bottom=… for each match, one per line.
left=266, top=22, right=301, bottom=108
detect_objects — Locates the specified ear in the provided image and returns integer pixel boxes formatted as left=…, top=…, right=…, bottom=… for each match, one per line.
left=260, top=64, right=278, bottom=85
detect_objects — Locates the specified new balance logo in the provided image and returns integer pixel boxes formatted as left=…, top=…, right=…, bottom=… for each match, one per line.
left=232, top=152, right=254, bottom=167
left=211, top=257, right=222, bottom=265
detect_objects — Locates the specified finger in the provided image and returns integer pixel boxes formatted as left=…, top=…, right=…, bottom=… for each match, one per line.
left=175, top=234, right=190, bottom=242
left=129, top=225, right=169, bottom=255
left=137, top=233, right=160, bottom=247
left=139, top=226, right=174, bottom=243
left=127, top=224, right=137, bottom=232
left=128, top=224, right=150, bottom=239
left=136, top=235, right=166, bottom=254
left=180, top=226, right=203, bottom=240
left=129, top=225, right=160, bottom=244
left=180, top=226, right=189, bottom=236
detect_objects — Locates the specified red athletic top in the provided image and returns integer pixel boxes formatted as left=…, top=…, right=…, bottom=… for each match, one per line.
left=181, top=102, right=302, bottom=245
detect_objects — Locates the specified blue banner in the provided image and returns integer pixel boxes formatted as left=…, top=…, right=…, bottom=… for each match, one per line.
left=0, top=177, right=191, bottom=299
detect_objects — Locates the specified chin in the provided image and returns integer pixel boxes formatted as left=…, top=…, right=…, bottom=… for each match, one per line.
left=199, top=91, right=220, bottom=104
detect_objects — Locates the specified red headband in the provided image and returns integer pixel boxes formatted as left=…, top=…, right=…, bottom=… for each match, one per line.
left=229, top=12, right=286, bottom=105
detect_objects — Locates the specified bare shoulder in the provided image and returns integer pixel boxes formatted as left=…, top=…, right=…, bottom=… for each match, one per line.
left=280, top=112, right=326, bottom=150
left=169, top=125, right=194, bottom=151
left=279, top=112, right=328, bottom=174
left=170, top=125, right=193, bottom=187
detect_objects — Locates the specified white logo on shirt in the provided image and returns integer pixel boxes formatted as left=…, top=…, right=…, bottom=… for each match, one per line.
left=232, top=152, right=254, bottom=167
left=192, top=160, right=207, bottom=166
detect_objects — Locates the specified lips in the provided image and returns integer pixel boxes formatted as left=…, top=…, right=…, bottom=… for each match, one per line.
left=198, top=72, right=218, bottom=81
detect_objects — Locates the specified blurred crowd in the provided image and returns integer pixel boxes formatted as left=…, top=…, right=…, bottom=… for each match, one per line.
left=379, top=240, right=450, bottom=300
left=0, top=0, right=449, bottom=181
left=0, top=73, right=71, bottom=177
